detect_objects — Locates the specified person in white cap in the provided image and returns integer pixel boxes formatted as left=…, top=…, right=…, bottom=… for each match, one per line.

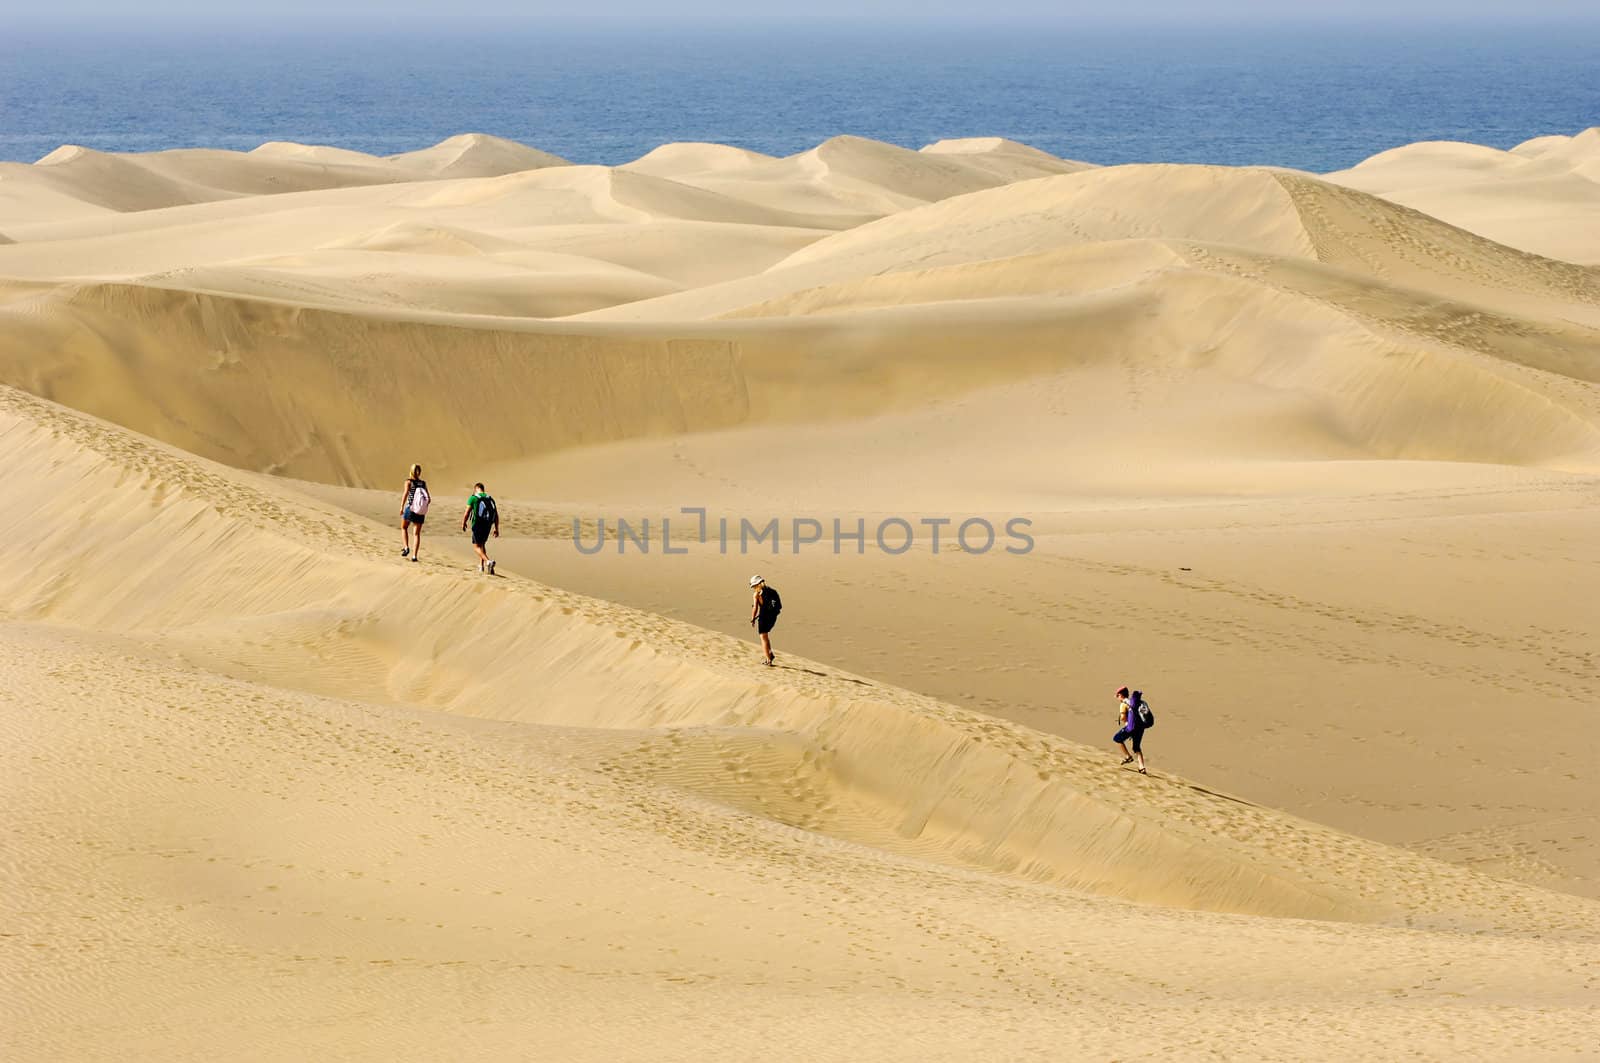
left=748, top=575, right=782, bottom=666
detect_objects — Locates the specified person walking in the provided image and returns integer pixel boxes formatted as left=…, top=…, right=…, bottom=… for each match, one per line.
left=748, top=575, right=781, bottom=666
left=1113, top=685, right=1152, bottom=774
left=400, top=464, right=431, bottom=562
left=462, top=482, right=499, bottom=575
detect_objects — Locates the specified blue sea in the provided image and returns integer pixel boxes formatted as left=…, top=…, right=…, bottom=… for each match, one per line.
left=1, top=18, right=1595, bottom=172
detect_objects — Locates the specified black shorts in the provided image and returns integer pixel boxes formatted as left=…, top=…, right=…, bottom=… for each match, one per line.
left=403, top=508, right=426, bottom=526
left=1114, top=725, right=1144, bottom=753
left=471, top=521, right=492, bottom=546
left=757, top=616, right=777, bottom=635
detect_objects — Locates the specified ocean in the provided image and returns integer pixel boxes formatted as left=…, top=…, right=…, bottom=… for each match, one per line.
left=1, top=18, right=1595, bottom=172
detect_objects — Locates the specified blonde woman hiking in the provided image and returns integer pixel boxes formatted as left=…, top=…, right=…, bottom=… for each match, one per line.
left=400, top=463, right=431, bottom=562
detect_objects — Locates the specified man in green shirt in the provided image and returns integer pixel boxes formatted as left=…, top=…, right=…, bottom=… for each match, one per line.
left=462, top=483, right=500, bottom=575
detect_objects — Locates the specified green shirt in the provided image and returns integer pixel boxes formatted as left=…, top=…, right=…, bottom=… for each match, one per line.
left=465, top=493, right=496, bottom=526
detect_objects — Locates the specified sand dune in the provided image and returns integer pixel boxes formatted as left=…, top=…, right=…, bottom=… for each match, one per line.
left=1, top=147, right=215, bottom=221
left=162, top=250, right=685, bottom=318
left=642, top=134, right=1020, bottom=223
left=1329, top=127, right=1600, bottom=264
left=2, top=131, right=1599, bottom=1058
left=742, top=165, right=1598, bottom=318
left=922, top=135, right=1098, bottom=181
left=493, top=220, right=826, bottom=288
left=252, top=139, right=410, bottom=167
left=0, top=160, right=848, bottom=303
left=0, top=133, right=569, bottom=235
left=584, top=161, right=1600, bottom=323
left=385, top=132, right=570, bottom=177
left=7, top=246, right=1594, bottom=487
left=623, top=140, right=778, bottom=177
left=1510, top=127, right=1600, bottom=175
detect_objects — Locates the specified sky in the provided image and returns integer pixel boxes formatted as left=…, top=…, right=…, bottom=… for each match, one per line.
left=7, top=0, right=1599, bottom=20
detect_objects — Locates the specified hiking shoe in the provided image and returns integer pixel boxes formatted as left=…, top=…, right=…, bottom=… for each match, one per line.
left=487, top=560, right=496, bottom=576
left=401, top=547, right=410, bottom=557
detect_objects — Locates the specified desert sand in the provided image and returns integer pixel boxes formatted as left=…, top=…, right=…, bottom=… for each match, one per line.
left=1, top=130, right=1598, bottom=1060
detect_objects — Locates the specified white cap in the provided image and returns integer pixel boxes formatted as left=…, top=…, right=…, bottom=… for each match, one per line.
left=749, top=575, right=764, bottom=587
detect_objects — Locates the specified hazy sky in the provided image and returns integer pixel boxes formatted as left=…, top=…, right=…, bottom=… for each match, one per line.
left=9, top=0, right=1600, bottom=19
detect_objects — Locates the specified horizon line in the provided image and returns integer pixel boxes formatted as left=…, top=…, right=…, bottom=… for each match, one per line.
left=7, top=11, right=1600, bottom=28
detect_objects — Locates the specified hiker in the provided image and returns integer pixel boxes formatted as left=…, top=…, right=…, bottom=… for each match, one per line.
left=748, top=575, right=781, bottom=666
left=462, top=482, right=499, bottom=575
left=400, top=463, right=431, bottom=562
left=1113, top=685, right=1153, bottom=774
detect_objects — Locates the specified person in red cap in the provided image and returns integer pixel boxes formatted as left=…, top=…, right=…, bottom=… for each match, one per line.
left=1113, top=685, right=1150, bottom=774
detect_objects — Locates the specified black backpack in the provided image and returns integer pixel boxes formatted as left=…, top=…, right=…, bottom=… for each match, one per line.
left=1133, top=691, right=1154, bottom=729
left=476, top=495, right=498, bottom=524
left=766, top=586, right=782, bottom=614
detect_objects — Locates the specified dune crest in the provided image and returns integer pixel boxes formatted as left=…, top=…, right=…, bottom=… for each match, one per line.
left=922, top=135, right=1098, bottom=180
left=3, top=134, right=571, bottom=224
left=386, top=132, right=571, bottom=177
left=623, top=141, right=778, bottom=177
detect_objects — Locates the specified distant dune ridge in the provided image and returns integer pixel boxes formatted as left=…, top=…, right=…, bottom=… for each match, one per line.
left=2, top=131, right=1599, bottom=1059
left=1328, top=127, right=1600, bottom=264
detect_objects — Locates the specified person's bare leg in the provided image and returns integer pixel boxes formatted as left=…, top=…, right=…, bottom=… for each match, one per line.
left=413, top=525, right=423, bottom=560
left=473, top=542, right=488, bottom=568
left=1117, top=738, right=1132, bottom=764
left=402, top=518, right=412, bottom=554
left=760, top=632, right=773, bottom=664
